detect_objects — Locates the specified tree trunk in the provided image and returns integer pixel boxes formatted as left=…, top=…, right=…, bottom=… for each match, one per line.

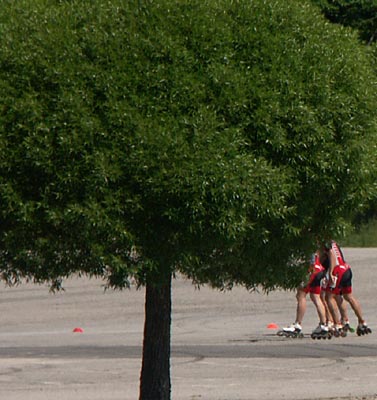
left=139, top=273, right=172, bottom=400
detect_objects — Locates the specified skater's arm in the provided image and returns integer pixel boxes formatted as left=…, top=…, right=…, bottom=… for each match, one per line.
left=328, top=249, right=337, bottom=283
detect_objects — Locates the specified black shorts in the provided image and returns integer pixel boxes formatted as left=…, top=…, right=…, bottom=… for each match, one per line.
left=339, top=268, right=352, bottom=292
left=309, top=270, right=325, bottom=288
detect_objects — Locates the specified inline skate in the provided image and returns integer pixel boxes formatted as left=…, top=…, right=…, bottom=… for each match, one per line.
left=311, top=324, right=332, bottom=340
left=277, top=322, right=304, bottom=338
left=330, top=324, right=347, bottom=338
left=357, top=323, right=372, bottom=336
left=341, top=321, right=354, bottom=335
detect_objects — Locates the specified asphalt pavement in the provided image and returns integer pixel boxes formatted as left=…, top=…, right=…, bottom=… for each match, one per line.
left=0, top=248, right=376, bottom=400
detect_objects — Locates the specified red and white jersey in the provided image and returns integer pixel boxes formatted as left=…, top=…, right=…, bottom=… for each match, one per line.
left=309, top=252, right=325, bottom=274
left=331, top=241, right=349, bottom=270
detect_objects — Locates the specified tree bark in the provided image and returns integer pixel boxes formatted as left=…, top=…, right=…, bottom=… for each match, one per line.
left=139, top=273, right=172, bottom=400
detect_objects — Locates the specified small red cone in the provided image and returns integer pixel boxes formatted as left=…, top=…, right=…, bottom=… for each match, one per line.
left=267, top=323, right=279, bottom=330
left=73, top=327, right=84, bottom=333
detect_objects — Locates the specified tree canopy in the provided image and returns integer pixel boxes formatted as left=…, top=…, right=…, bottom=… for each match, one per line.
left=0, top=0, right=377, bottom=291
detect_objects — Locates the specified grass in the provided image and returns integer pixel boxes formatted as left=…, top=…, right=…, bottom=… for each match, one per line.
left=342, top=218, right=377, bottom=247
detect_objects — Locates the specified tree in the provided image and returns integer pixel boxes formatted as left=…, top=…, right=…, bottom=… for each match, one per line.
left=0, top=1, right=377, bottom=399
left=310, top=1, right=377, bottom=226
left=311, top=0, right=377, bottom=44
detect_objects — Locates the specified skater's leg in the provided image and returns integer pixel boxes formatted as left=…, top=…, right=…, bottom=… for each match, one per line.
left=342, top=292, right=372, bottom=335
left=310, top=292, right=326, bottom=324
left=310, top=291, right=330, bottom=339
left=279, top=288, right=306, bottom=337
left=321, top=290, right=333, bottom=325
left=295, top=288, right=307, bottom=325
left=325, top=291, right=342, bottom=325
left=336, top=294, right=349, bottom=325
left=342, top=292, right=365, bottom=324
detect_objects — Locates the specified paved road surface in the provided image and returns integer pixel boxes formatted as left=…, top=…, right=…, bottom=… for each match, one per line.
left=0, top=248, right=376, bottom=399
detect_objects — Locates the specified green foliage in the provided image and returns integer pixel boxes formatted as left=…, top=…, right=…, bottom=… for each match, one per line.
left=312, top=0, right=377, bottom=44
left=0, top=0, right=376, bottom=290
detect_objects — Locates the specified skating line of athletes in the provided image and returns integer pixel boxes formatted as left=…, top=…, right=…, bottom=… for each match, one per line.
left=278, top=240, right=372, bottom=340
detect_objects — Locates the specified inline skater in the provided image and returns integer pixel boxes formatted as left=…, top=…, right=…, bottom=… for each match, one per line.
left=279, top=252, right=331, bottom=339
left=277, top=288, right=305, bottom=338
left=320, top=240, right=371, bottom=336
left=319, top=257, right=350, bottom=337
